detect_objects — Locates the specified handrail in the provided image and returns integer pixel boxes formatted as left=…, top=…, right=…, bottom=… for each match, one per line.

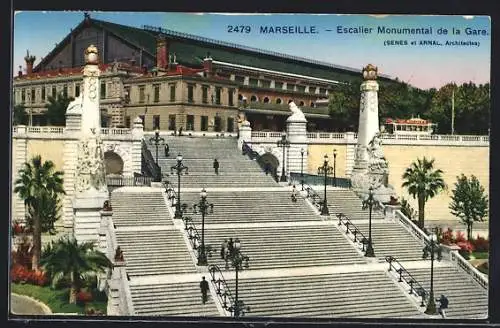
left=106, top=175, right=153, bottom=187
left=241, top=141, right=259, bottom=160
left=141, top=140, right=162, bottom=182
left=450, top=251, right=488, bottom=289
left=336, top=213, right=369, bottom=251
left=385, top=256, right=428, bottom=308
left=290, top=172, right=351, bottom=189
left=208, top=264, right=237, bottom=316
left=391, top=208, right=431, bottom=245
left=303, top=183, right=323, bottom=211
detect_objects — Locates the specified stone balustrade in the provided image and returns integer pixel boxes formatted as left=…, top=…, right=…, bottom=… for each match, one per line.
left=250, top=130, right=489, bottom=146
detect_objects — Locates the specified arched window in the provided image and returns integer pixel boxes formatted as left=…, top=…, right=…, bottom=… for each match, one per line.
left=263, top=97, right=270, bottom=103
left=250, top=95, right=258, bottom=102
left=299, top=101, right=305, bottom=106
left=310, top=102, right=315, bottom=108
left=276, top=98, right=282, bottom=104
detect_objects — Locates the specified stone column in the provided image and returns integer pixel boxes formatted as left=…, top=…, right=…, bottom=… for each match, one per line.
left=12, top=126, right=27, bottom=222
left=351, top=64, right=380, bottom=191
left=286, top=102, right=308, bottom=175
left=131, top=117, right=144, bottom=175
left=238, top=120, right=252, bottom=150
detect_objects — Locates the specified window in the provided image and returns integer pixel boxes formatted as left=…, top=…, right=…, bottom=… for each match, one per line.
left=299, top=101, right=305, bottom=106
left=227, top=117, right=234, bottom=132
left=263, top=97, right=270, bottom=103
left=153, top=84, right=160, bottom=103
left=124, top=86, right=131, bottom=103
left=21, top=89, right=25, bottom=103
left=31, top=89, right=35, bottom=103
left=139, top=115, right=145, bottom=125
left=100, top=82, right=106, bottom=99
left=287, top=84, right=295, bottom=91
left=75, top=85, right=80, bottom=97
left=186, top=115, right=195, bottom=131
left=168, top=114, right=176, bottom=130
left=260, top=80, right=271, bottom=88
left=310, top=102, right=315, bottom=107
left=250, top=95, right=257, bottom=102
left=319, top=88, right=326, bottom=95
left=188, top=84, right=194, bottom=103
left=41, top=87, right=46, bottom=100
left=201, top=115, right=208, bottom=131
left=139, top=85, right=145, bottom=103
left=235, top=76, right=245, bottom=84
left=249, top=78, right=258, bottom=87
left=310, top=87, right=317, bottom=94
left=202, top=86, right=209, bottom=103
left=228, top=89, right=234, bottom=106
left=297, top=85, right=306, bottom=93
left=170, top=84, right=176, bottom=102
left=276, top=98, right=282, bottom=104
left=274, top=82, right=283, bottom=89
left=63, top=85, right=68, bottom=98
left=215, top=87, right=221, bottom=105
left=153, top=115, right=160, bottom=129
left=52, top=86, right=56, bottom=98
left=125, top=116, right=131, bottom=128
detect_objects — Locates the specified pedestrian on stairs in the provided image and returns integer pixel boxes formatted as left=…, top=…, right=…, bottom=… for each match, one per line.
left=227, top=238, right=234, bottom=256
left=200, top=276, right=210, bottom=304
left=213, top=159, right=220, bottom=175
left=164, top=144, right=170, bottom=157
left=291, top=185, right=298, bottom=203
left=437, top=294, right=448, bottom=319
left=220, top=239, right=228, bottom=259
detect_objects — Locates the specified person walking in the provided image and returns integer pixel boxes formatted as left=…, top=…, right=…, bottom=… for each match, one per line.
left=227, top=238, right=234, bottom=257
left=200, top=276, right=210, bottom=304
left=220, top=239, right=228, bottom=259
left=291, top=184, right=298, bottom=203
left=164, top=144, right=170, bottom=157
left=437, top=294, right=448, bottom=319
left=213, top=159, right=220, bottom=175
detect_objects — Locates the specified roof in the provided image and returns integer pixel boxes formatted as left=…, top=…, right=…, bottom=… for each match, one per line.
left=19, top=62, right=144, bottom=80
left=33, top=16, right=398, bottom=86
left=386, top=118, right=434, bottom=125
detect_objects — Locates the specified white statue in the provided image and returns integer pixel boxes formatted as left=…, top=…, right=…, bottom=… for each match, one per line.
left=288, top=101, right=306, bottom=121
left=66, top=95, right=83, bottom=114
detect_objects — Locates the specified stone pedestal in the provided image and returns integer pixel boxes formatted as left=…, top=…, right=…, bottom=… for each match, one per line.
left=286, top=102, right=308, bottom=175
left=73, top=190, right=109, bottom=245
left=384, top=204, right=401, bottom=221
left=238, top=120, right=252, bottom=150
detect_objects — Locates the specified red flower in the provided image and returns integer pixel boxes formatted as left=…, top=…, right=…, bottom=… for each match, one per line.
left=76, top=291, right=93, bottom=303
left=455, top=230, right=466, bottom=243
left=457, top=240, right=475, bottom=253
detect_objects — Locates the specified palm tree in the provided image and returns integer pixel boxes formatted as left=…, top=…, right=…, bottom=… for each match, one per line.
left=14, top=155, right=65, bottom=270
left=41, top=237, right=112, bottom=304
left=402, top=157, right=446, bottom=229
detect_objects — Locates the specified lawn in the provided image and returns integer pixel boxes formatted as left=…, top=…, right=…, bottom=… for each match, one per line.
left=11, top=283, right=107, bottom=314
left=471, top=251, right=489, bottom=260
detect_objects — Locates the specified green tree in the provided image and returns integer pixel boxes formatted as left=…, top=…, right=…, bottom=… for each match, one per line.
left=328, top=81, right=361, bottom=131
left=26, top=191, right=61, bottom=235
left=45, top=93, right=74, bottom=126
left=13, top=105, right=29, bottom=125
left=40, top=237, right=112, bottom=304
left=14, top=155, right=65, bottom=270
left=402, top=157, right=446, bottom=229
left=449, top=174, right=488, bottom=240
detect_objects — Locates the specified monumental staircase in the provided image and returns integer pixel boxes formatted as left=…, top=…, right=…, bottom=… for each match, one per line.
left=104, top=135, right=488, bottom=319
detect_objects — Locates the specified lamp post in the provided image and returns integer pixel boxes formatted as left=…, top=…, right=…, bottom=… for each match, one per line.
left=276, top=134, right=290, bottom=182
left=422, top=228, right=442, bottom=315
left=225, top=238, right=250, bottom=318
left=149, top=128, right=165, bottom=165
left=362, top=186, right=376, bottom=257
left=170, top=153, right=188, bottom=219
left=300, top=148, right=305, bottom=191
left=333, top=148, right=337, bottom=187
left=317, top=154, right=333, bottom=215
left=193, top=188, right=214, bottom=266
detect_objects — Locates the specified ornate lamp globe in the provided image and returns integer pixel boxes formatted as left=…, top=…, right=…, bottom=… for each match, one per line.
left=85, top=45, right=99, bottom=65
left=200, top=188, right=207, bottom=199
left=362, top=64, right=378, bottom=80
left=324, top=154, right=329, bottom=164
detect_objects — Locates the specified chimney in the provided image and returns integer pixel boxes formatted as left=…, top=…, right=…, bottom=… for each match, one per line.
left=168, top=53, right=178, bottom=71
left=203, top=52, right=213, bottom=76
left=18, top=65, right=23, bottom=77
left=156, top=36, right=168, bottom=71
left=24, top=50, right=36, bottom=75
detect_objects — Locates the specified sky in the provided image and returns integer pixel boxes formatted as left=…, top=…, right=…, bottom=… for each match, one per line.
left=12, top=12, right=491, bottom=90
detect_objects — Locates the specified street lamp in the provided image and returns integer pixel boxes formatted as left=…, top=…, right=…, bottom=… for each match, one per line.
left=225, top=238, right=250, bottom=318
left=170, top=153, right=189, bottom=219
left=333, top=148, right=337, bottom=187
left=193, top=188, right=214, bottom=266
left=300, top=148, right=305, bottom=191
left=149, top=128, right=165, bottom=165
left=276, top=134, right=290, bottom=182
left=422, top=228, right=443, bottom=315
left=362, top=186, right=376, bottom=257
left=317, top=154, right=333, bottom=215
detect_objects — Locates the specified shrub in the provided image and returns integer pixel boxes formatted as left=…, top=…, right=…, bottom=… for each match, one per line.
left=457, top=240, right=475, bottom=260
left=10, top=264, right=48, bottom=286
left=440, top=227, right=455, bottom=245
left=472, top=235, right=489, bottom=252
left=455, top=230, right=467, bottom=243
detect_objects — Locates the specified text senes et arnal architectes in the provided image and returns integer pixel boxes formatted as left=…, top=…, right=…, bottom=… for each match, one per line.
left=337, top=26, right=434, bottom=34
